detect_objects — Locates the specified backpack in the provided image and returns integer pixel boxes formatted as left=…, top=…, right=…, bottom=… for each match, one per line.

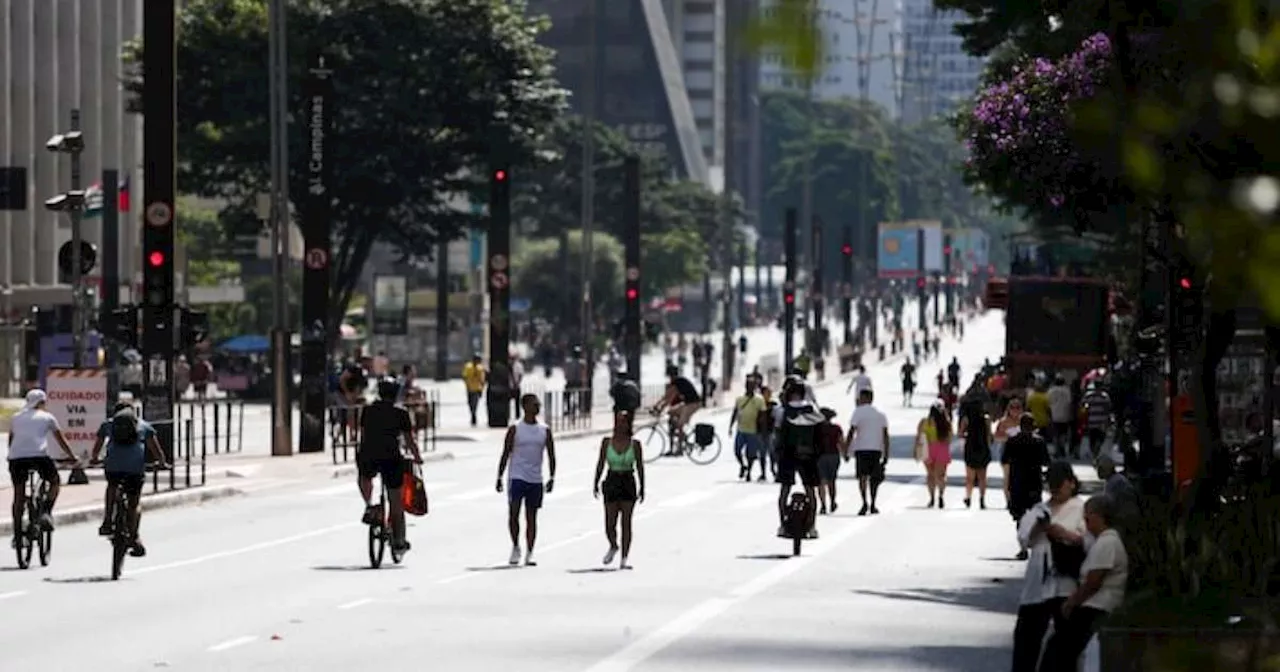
left=111, top=413, right=140, bottom=445
left=784, top=405, right=823, bottom=458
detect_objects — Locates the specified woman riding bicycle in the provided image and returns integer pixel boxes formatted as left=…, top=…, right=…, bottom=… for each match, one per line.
left=7, top=389, right=77, bottom=547
left=651, top=366, right=702, bottom=455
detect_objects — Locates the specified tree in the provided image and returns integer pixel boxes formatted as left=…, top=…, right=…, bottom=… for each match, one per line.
left=512, top=231, right=624, bottom=333
left=123, top=0, right=566, bottom=327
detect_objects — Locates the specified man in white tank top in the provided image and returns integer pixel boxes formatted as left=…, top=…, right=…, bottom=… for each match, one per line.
left=496, top=394, right=557, bottom=566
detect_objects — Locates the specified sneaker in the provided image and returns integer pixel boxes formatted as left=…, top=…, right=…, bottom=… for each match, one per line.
left=830, top=502, right=838, bottom=513
left=963, top=497, right=971, bottom=509
left=361, top=506, right=379, bottom=525
left=938, top=496, right=945, bottom=509
left=858, top=504, right=869, bottom=516
left=524, top=552, right=537, bottom=567
left=603, top=547, right=618, bottom=565
left=98, top=523, right=113, bottom=537
left=508, top=546, right=521, bottom=566
left=869, top=505, right=880, bottom=515
left=620, top=557, right=632, bottom=570
left=739, top=466, right=748, bottom=480
left=819, top=505, right=827, bottom=515
left=129, top=542, right=147, bottom=558
left=1016, top=549, right=1029, bottom=561
left=756, top=475, right=766, bottom=483
left=776, top=525, right=787, bottom=538
left=806, top=528, right=819, bottom=540
left=38, top=513, right=54, bottom=531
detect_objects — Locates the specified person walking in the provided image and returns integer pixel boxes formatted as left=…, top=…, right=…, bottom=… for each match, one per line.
left=753, top=384, right=777, bottom=482
left=495, top=394, right=557, bottom=567
left=844, top=389, right=890, bottom=515
left=462, top=354, right=487, bottom=427
left=1081, top=383, right=1113, bottom=460
left=1002, top=413, right=1050, bottom=559
left=1010, top=461, right=1085, bottom=672
left=916, top=402, right=954, bottom=508
left=730, top=375, right=767, bottom=481
left=959, top=394, right=994, bottom=509
left=993, top=397, right=1025, bottom=463
left=1047, top=376, right=1074, bottom=457
left=816, top=407, right=843, bottom=514
left=593, top=411, right=646, bottom=569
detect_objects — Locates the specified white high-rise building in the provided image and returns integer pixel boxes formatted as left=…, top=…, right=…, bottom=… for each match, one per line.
left=665, top=0, right=727, bottom=175
left=757, top=0, right=900, bottom=116
left=899, top=0, right=986, bottom=123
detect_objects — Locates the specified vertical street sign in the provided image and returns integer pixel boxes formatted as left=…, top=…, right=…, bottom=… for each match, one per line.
left=371, top=275, right=409, bottom=335
left=299, top=51, right=333, bottom=453
left=143, top=0, right=177, bottom=461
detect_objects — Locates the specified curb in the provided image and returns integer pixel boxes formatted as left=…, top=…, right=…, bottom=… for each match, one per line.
left=327, top=450, right=455, bottom=479
left=0, top=484, right=242, bottom=536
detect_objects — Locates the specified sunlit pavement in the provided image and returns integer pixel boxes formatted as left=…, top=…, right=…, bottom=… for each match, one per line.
left=0, top=311, right=1021, bottom=672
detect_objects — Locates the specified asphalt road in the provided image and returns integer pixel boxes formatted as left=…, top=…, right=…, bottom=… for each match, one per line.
left=0, top=309, right=1013, bottom=672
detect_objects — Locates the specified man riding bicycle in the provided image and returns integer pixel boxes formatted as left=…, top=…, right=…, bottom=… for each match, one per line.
left=652, top=366, right=702, bottom=455
left=358, top=377, right=424, bottom=554
left=775, top=376, right=823, bottom=539
left=90, top=402, right=170, bottom=557
left=7, top=389, right=77, bottom=547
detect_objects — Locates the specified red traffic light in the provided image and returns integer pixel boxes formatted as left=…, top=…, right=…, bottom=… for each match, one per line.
left=784, top=293, right=795, bottom=304
left=916, top=277, right=926, bottom=289
left=148, top=251, right=166, bottom=268
left=987, top=264, right=996, bottom=274
left=1179, top=277, right=1192, bottom=290
left=841, top=243, right=852, bottom=256
left=626, top=287, right=638, bottom=300
left=494, top=169, right=507, bottom=182
left=944, top=245, right=952, bottom=255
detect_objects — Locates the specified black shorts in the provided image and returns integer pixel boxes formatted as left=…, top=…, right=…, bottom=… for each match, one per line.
left=854, top=451, right=884, bottom=480
left=106, top=471, right=146, bottom=499
left=7, top=457, right=59, bottom=488
left=357, top=454, right=407, bottom=488
left=601, top=471, right=637, bottom=503
left=778, top=457, right=820, bottom=488
left=817, top=453, right=841, bottom=482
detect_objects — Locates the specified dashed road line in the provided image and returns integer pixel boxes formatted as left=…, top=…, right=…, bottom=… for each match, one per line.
left=208, top=635, right=257, bottom=652
left=338, top=598, right=374, bottom=610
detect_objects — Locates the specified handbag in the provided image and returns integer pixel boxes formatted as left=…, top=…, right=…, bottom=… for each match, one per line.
left=1050, top=539, right=1086, bottom=579
left=402, top=462, right=429, bottom=517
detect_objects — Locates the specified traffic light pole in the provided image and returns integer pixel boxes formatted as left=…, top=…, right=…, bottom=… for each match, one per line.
left=783, top=208, right=797, bottom=372
left=102, top=170, right=121, bottom=402
left=622, top=156, right=641, bottom=380
left=486, top=130, right=512, bottom=428
left=68, top=111, right=84, bottom=368
left=142, top=0, right=177, bottom=462
left=841, top=225, right=853, bottom=345
left=298, top=51, right=332, bottom=454
left=810, top=217, right=823, bottom=355
left=916, top=228, right=927, bottom=331
left=943, top=233, right=954, bottom=319
left=268, top=0, right=292, bottom=457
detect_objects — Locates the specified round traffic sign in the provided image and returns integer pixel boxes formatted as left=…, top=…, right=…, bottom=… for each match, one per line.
left=305, top=248, right=328, bottom=270
left=490, top=271, right=509, bottom=290
left=490, top=254, right=509, bottom=271
left=626, top=266, right=640, bottom=281
left=145, top=201, right=172, bottom=227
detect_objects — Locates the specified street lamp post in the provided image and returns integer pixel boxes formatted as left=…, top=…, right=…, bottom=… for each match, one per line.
left=45, top=113, right=87, bottom=367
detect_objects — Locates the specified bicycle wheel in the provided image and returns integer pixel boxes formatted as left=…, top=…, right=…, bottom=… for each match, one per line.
left=640, top=425, right=667, bottom=463
left=36, top=485, right=51, bottom=566
left=14, top=514, right=31, bottom=570
left=368, top=496, right=386, bottom=568
left=686, top=433, right=722, bottom=466
left=110, top=498, right=129, bottom=580
left=387, top=487, right=405, bottom=565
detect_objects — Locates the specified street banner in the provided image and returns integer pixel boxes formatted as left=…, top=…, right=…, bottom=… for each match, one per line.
left=298, top=50, right=333, bottom=453
left=45, top=368, right=108, bottom=460
left=372, top=274, right=409, bottom=335
left=877, top=222, right=920, bottom=278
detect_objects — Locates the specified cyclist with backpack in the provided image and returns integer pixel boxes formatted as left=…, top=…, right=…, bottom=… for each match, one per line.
left=775, top=377, right=824, bottom=539
left=89, top=402, right=169, bottom=557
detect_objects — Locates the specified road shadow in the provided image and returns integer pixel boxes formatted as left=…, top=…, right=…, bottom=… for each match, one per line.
left=43, top=575, right=117, bottom=583
left=565, top=567, right=616, bottom=574
left=624, top=636, right=1012, bottom=671
left=736, top=553, right=793, bottom=561
left=850, top=578, right=1018, bottom=617
left=0, top=566, right=33, bottom=572
left=311, top=564, right=399, bottom=572
left=464, top=564, right=522, bottom=572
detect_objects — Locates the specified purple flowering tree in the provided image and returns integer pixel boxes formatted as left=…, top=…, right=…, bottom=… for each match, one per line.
left=957, top=34, right=1125, bottom=229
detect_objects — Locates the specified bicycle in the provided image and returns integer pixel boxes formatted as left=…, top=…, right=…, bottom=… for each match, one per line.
left=13, top=465, right=59, bottom=570
left=101, top=463, right=166, bottom=581
left=638, top=411, right=722, bottom=466
left=367, top=475, right=406, bottom=569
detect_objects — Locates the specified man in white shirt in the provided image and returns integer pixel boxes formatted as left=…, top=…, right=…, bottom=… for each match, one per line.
left=1046, top=376, right=1074, bottom=455
left=843, top=389, right=890, bottom=516
left=845, top=365, right=873, bottom=398
left=7, top=389, right=78, bottom=541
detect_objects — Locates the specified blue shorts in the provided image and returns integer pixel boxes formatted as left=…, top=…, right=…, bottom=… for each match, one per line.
left=508, top=479, right=544, bottom=510
left=734, top=432, right=763, bottom=460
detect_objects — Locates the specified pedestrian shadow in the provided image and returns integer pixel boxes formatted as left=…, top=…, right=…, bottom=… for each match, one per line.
left=43, top=575, right=116, bottom=583
left=640, top=636, right=1011, bottom=671
left=981, top=555, right=1025, bottom=562
left=736, top=553, right=792, bottom=561
left=311, top=564, right=399, bottom=572
left=0, top=566, right=32, bottom=572
left=464, top=564, right=522, bottom=572
left=565, top=567, right=616, bottom=574
left=850, top=579, right=1018, bottom=617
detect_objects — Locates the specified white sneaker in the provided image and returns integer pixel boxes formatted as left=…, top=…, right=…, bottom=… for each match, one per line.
left=602, top=547, right=618, bottom=565
left=508, top=546, right=521, bottom=566
left=524, top=552, right=537, bottom=567
left=620, top=557, right=632, bottom=570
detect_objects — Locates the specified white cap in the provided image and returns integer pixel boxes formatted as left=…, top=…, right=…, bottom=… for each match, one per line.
left=24, top=389, right=46, bottom=409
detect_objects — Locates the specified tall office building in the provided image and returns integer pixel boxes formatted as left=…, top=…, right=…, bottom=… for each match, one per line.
left=757, top=0, right=900, bottom=115
left=0, top=0, right=144, bottom=311
left=664, top=0, right=726, bottom=176
left=530, top=0, right=709, bottom=185
left=898, top=1, right=986, bottom=123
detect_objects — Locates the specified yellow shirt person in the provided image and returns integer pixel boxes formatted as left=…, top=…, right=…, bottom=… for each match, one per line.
left=462, top=356, right=487, bottom=427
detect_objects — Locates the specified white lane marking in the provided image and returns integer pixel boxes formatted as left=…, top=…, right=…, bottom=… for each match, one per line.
left=132, top=523, right=357, bottom=576
left=0, top=590, right=27, bottom=601
left=338, top=598, right=374, bottom=610
left=208, top=635, right=258, bottom=652
left=581, top=479, right=921, bottom=672
left=730, top=491, right=779, bottom=511
left=657, top=489, right=719, bottom=509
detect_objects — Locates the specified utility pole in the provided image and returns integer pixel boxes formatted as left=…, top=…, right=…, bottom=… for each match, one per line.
left=486, top=136, right=513, bottom=427
left=435, top=238, right=449, bottom=381
left=916, top=227, right=927, bottom=330
left=268, top=0, right=292, bottom=456
left=783, top=208, right=797, bottom=371
left=101, top=170, right=121, bottom=401
left=810, top=216, right=824, bottom=357
left=622, top=156, right=642, bottom=380
left=45, top=113, right=87, bottom=366
left=841, top=224, right=853, bottom=344
left=580, top=0, right=598, bottom=354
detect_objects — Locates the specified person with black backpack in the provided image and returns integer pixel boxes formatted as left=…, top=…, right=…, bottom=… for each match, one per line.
left=89, top=402, right=169, bottom=558
left=775, top=378, right=824, bottom=539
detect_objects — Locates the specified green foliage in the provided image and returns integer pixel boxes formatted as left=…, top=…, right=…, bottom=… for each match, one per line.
left=123, top=0, right=566, bottom=325
left=512, top=231, right=624, bottom=332
left=760, top=90, right=1016, bottom=271
left=513, top=116, right=729, bottom=298
left=744, top=0, right=824, bottom=84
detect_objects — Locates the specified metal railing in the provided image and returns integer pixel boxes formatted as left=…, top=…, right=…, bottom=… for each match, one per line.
left=329, top=391, right=441, bottom=465
left=174, top=398, right=245, bottom=456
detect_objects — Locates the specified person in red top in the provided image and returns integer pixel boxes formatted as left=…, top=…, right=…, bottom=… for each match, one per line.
left=190, top=357, right=212, bottom=400
left=815, top=408, right=843, bottom=514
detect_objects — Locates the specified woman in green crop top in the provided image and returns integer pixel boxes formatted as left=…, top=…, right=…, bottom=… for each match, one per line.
left=593, top=411, right=647, bottom=569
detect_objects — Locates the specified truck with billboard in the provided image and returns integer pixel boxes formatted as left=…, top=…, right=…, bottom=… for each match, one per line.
left=987, top=276, right=1110, bottom=383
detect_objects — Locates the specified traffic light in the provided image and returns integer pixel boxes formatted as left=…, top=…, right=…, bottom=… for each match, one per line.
left=626, top=287, right=638, bottom=301
left=489, top=165, right=510, bottom=231
left=917, top=277, right=926, bottom=289
left=102, top=305, right=138, bottom=349
left=841, top=243, right=852, bottom=256
left=180, top=307, right=209, bottom=350
left=784, top=290, right=795, bottom=304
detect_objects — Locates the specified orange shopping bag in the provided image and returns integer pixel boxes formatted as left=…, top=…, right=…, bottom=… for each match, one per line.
left=402, top=461, right=429, bottom=516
